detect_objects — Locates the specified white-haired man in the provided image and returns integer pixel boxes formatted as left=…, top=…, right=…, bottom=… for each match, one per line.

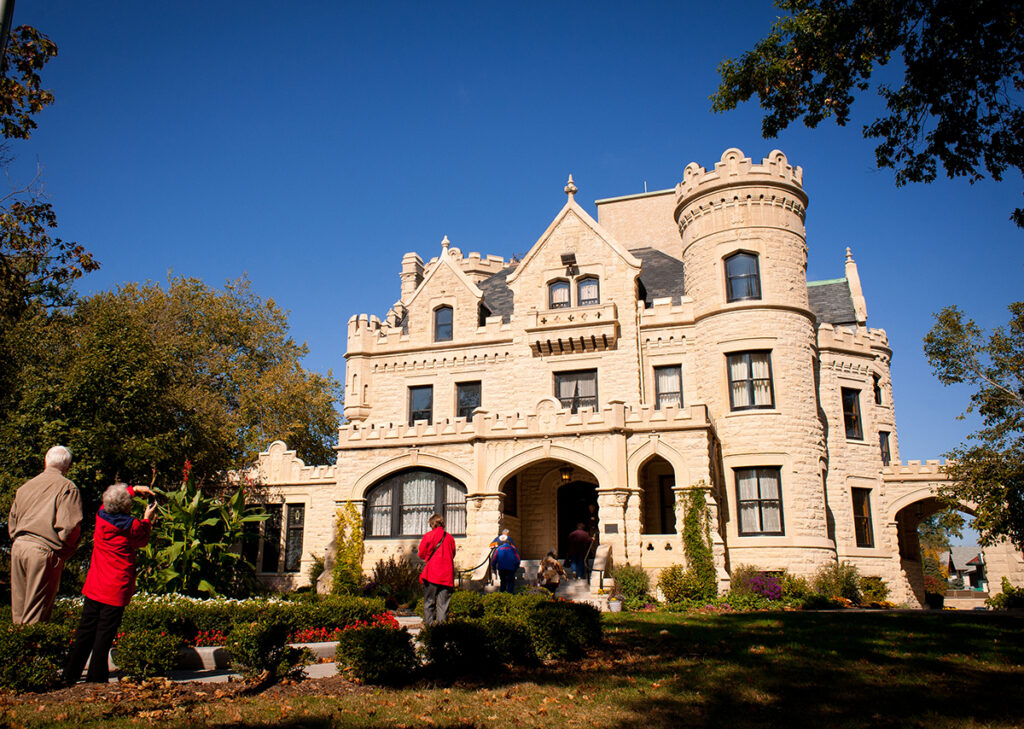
left=7, top=446, right=83, bottom=623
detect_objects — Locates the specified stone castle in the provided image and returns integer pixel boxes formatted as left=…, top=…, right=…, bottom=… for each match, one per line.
left=248, top=148, right=1024, bottom=606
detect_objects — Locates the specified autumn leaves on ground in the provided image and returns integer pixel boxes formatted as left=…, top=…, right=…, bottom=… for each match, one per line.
left=2, top=610, right=1022, bottom=729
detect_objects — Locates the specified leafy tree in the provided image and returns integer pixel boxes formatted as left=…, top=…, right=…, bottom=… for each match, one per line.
left=712, top=0, right=1024, bottom=227
left=923, top=302, right=1024, bottom=548
left=0, top=275, right=342, bottom=514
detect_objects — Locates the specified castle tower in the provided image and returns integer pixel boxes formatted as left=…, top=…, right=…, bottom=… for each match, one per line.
left=675, top=149, right=834, bottom=574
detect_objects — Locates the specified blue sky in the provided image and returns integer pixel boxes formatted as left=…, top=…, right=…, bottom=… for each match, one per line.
left=12, top=2, right=1022, bottom=517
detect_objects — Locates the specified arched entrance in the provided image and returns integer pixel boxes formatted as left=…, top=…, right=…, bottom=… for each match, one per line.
left=637, top=456, right=676, bottom=535
left=557, top=480, right=598, bottom=557
left=893, top=494, right=976, bottom=606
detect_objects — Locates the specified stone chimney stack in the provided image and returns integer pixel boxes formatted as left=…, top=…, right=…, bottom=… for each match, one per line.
left=400, top=252, right=424, bottom=302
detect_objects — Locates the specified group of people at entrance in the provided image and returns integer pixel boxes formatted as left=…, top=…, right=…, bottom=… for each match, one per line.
left=489, top=520, right=595, bottom=595
left=8, top=446, right=158, bottom=685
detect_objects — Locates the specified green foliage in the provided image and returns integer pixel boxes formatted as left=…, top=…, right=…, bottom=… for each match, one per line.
left=859, top=576, right=890, bottom=603
left=480, top=590, right=551, bottom=621
left=307, top=553, right=325, bottom=588
left=446, top=589, right=486, bottom=619
left=113, top=629, right=183, bottom=680
left=0, top=276, right=342, bottom=522
left=367, top=553, right=421, bottom=607
left=331, top=502, right=364, bottom=595
left=419, top=619, right=498, bottom=678
left=137, top=468, right=267, bottom=597
left=712, top=0, right=1024, bottom=227
left=225, top=618, right=312, bottom=681
left=526, top=600, right=602, bottom=660
left=779, top=571, right=811, bottom=599
left=0, top=622, right=71, bottom=692
left=725, top=565, right=761, bottom=597
left=659, top=564, right=714, bottom=603
left=663, top=487, right=718, bottom=603
left=986, top=577, right=1024, bottom=609
left=611, top=563, right=651, bottom=609
left=480, top=615, right=539, bottom=666
left=813, top=561, right=863, bottom=603
left=335, top=626, right=417, bottom=685
left=924, top=303, right=1024, bottom=549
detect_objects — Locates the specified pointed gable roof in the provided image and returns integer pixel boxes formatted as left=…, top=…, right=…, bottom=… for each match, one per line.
left=505, top=197, right=642, bottom=285
left=403, top=239, right=484, bottom=309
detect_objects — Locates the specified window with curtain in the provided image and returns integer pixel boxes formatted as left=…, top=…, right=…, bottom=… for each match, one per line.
left=851, top=488, right=874, bottom=547
left=554, top=369, right=598, bottom=413
left=727, top=351, right=774, bottom=410
left=456, top=381, right=481, bottom=421
left=364, top=469, right=467, bottom=538
left=735, top=467, right=784, bottom=535
left=879, top=431, right=891, bottom=466
left=434, top=306, right=453, bottom=342
left=724, top=252, right=761, bottom=302
left=549, top=280, right=570, bottom=309
left=842, top=388, right=863, bottom=439
left=577, top=276, right=600, bottom=306
left=654, top=365, right=683, bottom=409
left=409, top=385, right=433, bottom=425
left=284, top=504, right=304, bottom=572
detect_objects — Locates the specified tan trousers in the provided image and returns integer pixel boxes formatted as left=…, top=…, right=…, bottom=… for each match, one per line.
left=11, top=538, right=64, bottom=624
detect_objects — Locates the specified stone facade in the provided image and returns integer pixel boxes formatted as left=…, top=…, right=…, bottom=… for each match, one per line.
left=250, top=149, right=1024, bottom=607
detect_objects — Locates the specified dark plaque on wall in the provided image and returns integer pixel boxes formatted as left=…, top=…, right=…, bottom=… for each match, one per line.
left=604, top=523, right=618, bottom=534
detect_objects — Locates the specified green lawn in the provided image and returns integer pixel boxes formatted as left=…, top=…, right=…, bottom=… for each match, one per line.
left=4, top=610, right=1022, bottom=729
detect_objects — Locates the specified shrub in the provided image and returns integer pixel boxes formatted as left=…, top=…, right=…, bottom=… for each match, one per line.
left=0, top=622, right=72, bottom=692
left=922, top=573, right=948, bottom=596
left=611, top=564, right=650, bottom=609
left=748, top=572, right=782, bottom=600
left=481, top=616, right=538, bottom=666
left=859, top=576, right=890, bottom=603
left=660, top=564, right=714, bottom=603
left=813, top=560, right=862, bottom=603
left=332, top=502, right=364, bottom=595
left=419, top=619, right=498, bottom=677
left=114, top=629, right=183, bottom=680
left=225, top=618, right=312, bottom=681
left=481, top=590, right=551, bottom=622
left=367, top=554, right=422, bottom=608
left=987, top=577, right=1024, bottom=609
left=447, top=589, right=485, bottom=619
left=800, top=593, right=843, bottom=610
left=307, top=554, right=325, bottom=588
left=526, top=600, right=601, bottom=659
left=335, top=625, right=417, bottom=685
left=726, top=565, right=761, bottom=596
left=779, top=571, right=812, bottom=599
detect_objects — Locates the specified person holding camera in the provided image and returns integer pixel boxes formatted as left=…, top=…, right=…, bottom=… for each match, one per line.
left=64, top=483, right=157, bottom=685
left=418, top=513, right=456, bottom=625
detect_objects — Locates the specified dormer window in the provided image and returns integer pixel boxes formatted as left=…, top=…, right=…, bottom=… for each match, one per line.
left=577, top=276, right=600, bottom=306
left=549, top=280, right=570, bottom=309
left=434, top=305, right=453, bottom=342
left=725, top=252, right=761, bottom=302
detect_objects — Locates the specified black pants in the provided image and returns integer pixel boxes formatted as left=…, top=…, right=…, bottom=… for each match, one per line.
left=64, top=597, right=125, bottom=685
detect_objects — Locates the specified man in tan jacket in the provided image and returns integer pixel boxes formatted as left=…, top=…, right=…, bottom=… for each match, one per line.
left=8, top=446, right=83, bottom=623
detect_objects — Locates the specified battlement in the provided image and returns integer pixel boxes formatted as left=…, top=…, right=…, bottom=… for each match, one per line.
left=676, top=149, right=804, bottom=202
left=639, top=296, right=696, bottom=327
left=346, top=311, right=513, bottom=355
left=421, top=247, right=508, bottom=281
left=816, top=323, right=890, bottom=355
left=338, top=401, right=711, bottom=449
left=882, top=459, right=948, bottom=480
left=248, top=440, right=337, bottom=486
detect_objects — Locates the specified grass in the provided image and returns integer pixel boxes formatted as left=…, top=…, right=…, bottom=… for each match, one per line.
left=2, top=610, right=1022, bottom=729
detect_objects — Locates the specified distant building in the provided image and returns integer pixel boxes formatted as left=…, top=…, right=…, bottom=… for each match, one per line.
left=247, top=149, right=1024, bottom=607
left=948, top=547, right=987, bottom=591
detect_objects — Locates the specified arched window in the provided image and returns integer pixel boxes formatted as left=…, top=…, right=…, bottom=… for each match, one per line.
left=365, top=469, right=467, bottom=538
left=549, top=280, right=570, bottom=309
left=724, top=252, right=761, bottom=302
left=577, top=276, right=600, bottom=306
left=434, top=305, right=453, bottom=341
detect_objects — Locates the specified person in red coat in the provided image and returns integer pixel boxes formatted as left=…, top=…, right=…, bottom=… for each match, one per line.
left=418, top=513, right=456, bottom=625
left=64, top=483, right=156, bottom=685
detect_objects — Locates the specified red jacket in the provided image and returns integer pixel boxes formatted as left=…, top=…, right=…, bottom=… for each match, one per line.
left=418, top=526, right=456, bottom=587
left=82, top=487, right=152, bottom=607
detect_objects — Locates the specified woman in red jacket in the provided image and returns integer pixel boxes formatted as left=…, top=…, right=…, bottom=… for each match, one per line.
left=418, top=513, right=456, bottom=625
left=64, top=483, right=156, bottom=685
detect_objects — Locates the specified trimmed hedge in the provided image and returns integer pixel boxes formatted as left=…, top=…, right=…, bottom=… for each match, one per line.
left=114, top=629, right=183, bottom=680
left=419, top=620, right=498, bottom=678
left=526, top=600, right=602, bottom=659
left=0, top=622, right=72, bottom=692
left=335, top=626, right=417, bottom=685
left=225, top=617, right=313, bottom=681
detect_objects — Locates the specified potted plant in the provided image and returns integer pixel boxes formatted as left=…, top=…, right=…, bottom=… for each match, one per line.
left=604, top=582, right=623, bottom=612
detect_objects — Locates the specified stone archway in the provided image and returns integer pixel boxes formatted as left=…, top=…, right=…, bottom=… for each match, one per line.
left=892, top=494, right=977, bottom=607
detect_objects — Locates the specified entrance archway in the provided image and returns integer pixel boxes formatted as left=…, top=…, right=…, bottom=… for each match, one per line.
left=893, top=494, right=976, bottom=606
left=557, top=481, right=598, bottom=557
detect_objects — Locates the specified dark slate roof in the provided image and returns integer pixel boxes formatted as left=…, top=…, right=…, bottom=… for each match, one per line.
left=807, top=279, right=858, bottom=326
left=630, top=247, right=685, bottom=306
left=477, top=266, right=515, bottom=322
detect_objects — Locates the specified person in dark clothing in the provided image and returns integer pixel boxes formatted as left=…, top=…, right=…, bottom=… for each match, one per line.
left=489, top=530, right=521, bottom=593
left=64, top=483, right=156, bottom=685
left=567, top=522, right=593, bottom=581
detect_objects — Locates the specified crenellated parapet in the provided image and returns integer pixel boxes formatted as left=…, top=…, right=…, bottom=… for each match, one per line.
left=249, top=440, right=337, bottom=486
left=882, top=460, right=948, bottom=482
left=817, top=323, right=891, bottom=359
left=675, top=149, right=807, bottom=238
left=338, top=401, right=712, bottom=450
left=346, top=312, right=513, bottom=356
left=639, top=296, right=696, bottom=328
left=421, top=248, right=508, bottom=284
